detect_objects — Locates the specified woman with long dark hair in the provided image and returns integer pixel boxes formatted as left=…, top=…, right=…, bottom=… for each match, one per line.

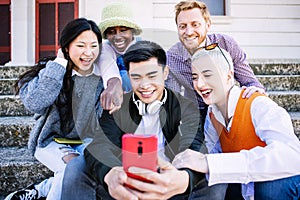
left=5, top=18, right=122, bottom=200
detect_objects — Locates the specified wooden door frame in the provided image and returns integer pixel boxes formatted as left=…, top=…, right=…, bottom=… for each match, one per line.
left=35, top=0, right=78, bottom=62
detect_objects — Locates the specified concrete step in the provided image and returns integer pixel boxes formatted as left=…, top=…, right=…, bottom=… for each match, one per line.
left=0, top=75, right=298, bottom=95
left=0, top=95, right=32, bottom=116
left=0, top=146, right=52, bottom=195
left=0, top=66, right=31, bottom=79
left=256, top=75, right=300, bottom=91
left=0, top=116, right=34, bottom=147
left=249, top=60, right=300, bottom=75
left=0, top=78, right=17, bottom=95
left=290, top=112, right=300, bottom=140
left=267, top=91, right=300, bottom=112
left=0, top=61, right=299, bottom=79
left=0, top=112, right=299, bottom=149
left=0, top=92, right=297, bottom=116
left=0, top=92, right=298, bottom=116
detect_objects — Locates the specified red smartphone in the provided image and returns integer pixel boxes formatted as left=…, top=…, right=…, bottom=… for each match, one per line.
left=122, top=134, right=158, bottom=188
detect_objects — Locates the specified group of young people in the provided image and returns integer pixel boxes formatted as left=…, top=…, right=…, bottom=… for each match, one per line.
left=5, top=1, right=300, bottom=200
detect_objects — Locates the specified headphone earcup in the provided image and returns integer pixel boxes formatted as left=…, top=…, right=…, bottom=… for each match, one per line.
left=133, top=89, right=167, bottom=115
left=147, top=100, right=163, bottom=115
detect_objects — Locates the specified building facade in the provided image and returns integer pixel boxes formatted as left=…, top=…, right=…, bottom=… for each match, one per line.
left=1, top=0, right=300, bottom=66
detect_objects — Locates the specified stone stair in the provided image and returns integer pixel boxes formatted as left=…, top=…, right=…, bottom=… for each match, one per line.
left=0, top=61, right=300, bottom=199
left=249, top=60, right=300, bottom=136
left=0, top=66, right=52, bottom=199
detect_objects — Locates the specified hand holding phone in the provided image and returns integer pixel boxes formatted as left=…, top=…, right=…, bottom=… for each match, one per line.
left=122, top=134, right=158, bottom=188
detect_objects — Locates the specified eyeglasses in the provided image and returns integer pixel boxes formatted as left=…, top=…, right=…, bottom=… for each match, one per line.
left=195, top=43, right=231, bottom=70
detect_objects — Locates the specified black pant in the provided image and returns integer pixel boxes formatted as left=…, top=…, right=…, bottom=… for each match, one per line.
left=200, top=106, right=208, bottom=131
left=225, top=184, right=244, bottom=200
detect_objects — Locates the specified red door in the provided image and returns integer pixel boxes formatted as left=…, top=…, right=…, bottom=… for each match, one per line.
left=0, top=0, right=11, bottom=65
left=36, top=0, right=78, bottom=61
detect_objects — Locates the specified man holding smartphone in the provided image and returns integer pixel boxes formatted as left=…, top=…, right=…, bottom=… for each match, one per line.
left=61, top=41, right=227, bottom=200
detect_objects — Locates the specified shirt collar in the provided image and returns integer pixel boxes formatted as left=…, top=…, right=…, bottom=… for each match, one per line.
left=227, top=86, right=241, bottom=120
left=205, top=36, right=212, bottom=47
left=72, top=63, right=101, bottom=77
left=208, top=85, right=241, bottom=127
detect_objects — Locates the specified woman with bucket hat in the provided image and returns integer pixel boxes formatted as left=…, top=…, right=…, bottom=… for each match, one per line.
left=98, top=2, right=142, bottom=93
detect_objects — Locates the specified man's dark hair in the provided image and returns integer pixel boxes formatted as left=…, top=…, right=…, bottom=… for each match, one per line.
left=123, top=40, right=166, bottom=71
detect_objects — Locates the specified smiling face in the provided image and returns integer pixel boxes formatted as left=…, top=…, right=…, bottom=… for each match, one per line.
left=128, top=57, right=169, bottom=104
left=67, top=30, right=99, bottom=76
left=177, top=8, right=211, bottom=55
left=192, top=54, right=233, bottom=109
left=105, top=26, right=134, bottom=52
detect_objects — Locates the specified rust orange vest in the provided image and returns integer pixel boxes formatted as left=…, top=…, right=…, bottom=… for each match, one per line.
left=209, top=91, right=266, bottom=153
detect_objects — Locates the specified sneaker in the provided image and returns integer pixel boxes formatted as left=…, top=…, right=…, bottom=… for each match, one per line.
left=4, top=184, right=39, bottom=200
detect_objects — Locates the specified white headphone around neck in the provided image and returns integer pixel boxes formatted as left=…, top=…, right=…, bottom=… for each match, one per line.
left=133, top=89, right=167, bottom=115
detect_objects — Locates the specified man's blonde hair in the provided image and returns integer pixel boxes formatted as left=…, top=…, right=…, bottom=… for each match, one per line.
left=175, top=0, right=211, bottom=24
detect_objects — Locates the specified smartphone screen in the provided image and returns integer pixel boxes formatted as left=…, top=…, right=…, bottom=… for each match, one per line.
left=122, top=133, right=158, bottom=186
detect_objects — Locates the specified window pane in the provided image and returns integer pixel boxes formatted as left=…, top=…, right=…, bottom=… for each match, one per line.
left=39, top=3, right=55, bottom=59
left=39, top=3, right=55, bottom=45
left=200, top=0, right=225, bottom=16
left=0, top=5, right=10, bottom=46
left=58, top=3, right=74, bottom=40
left=39, top=50, right=55, bottom=59
left=0, top=4, right=10, bottom=64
